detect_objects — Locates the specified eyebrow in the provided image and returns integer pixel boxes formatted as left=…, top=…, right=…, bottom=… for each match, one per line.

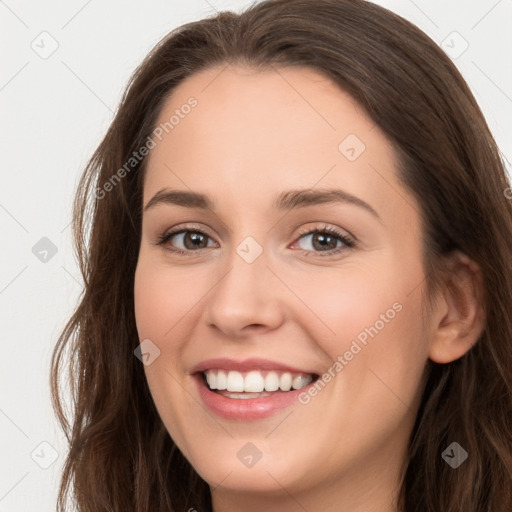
left=144, top=188, right=381, bottom=221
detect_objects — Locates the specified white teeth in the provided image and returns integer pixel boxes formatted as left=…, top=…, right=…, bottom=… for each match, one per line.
left=216, top=370, right=227, bottom=390
left=244, top=371, right=265, bottom=392
left=280, top=372, right=292, bottom=391
left=221, top=391, right=272, bottom=399
left=292, top=374, right=312, bottom=390
left=264, top=371, right=280, bottom=391
left=203, top=369, right=314, bottom=393
left=226, top=371, right=244, bottom=392
left=206, top=372, right=216, bottom=390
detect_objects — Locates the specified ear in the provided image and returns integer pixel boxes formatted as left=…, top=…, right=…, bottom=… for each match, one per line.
left=428, top=251, right=486, bottom=364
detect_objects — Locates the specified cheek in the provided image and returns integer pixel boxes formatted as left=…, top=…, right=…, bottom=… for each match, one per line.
left=134, top=255, right=205, bottom=342
left=281, top=260, right=405, bottom=346
left=287, top=269, right=429, bottom=468
left=289, top=258, right=429, bottom=405
left=134, top=259, right=198, bottom=446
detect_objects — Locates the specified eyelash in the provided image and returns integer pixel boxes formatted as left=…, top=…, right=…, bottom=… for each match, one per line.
left=156, top=223, right=355, bottom=258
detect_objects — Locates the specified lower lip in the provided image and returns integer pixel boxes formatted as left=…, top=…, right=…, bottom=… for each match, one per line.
left=194, top=373, right=316, bottom=420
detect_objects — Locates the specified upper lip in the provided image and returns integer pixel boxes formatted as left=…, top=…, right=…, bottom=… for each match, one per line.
left=189, top=357, right=319, bottom=375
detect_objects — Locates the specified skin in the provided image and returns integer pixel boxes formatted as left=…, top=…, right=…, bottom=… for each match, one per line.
left=134, top=65, right=485, bottom=512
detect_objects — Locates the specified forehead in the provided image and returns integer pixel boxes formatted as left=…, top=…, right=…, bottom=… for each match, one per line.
left=142, top=64, right=415, bottom=224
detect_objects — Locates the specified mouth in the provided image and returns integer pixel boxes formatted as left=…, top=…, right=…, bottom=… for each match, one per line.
left=193, top=368, right=320, bottom=420
left=199, top=369, right=320, bottom=399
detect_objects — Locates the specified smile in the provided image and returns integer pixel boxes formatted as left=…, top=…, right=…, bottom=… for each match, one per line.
left=189, top=357, right=321, bottom=419
left=203, top=369, right=315, bottom=396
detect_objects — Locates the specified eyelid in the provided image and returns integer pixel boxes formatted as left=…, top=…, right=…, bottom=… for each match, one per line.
left=156, top=222, right=356, bottom=256
left=155, top=223, right=218, bottom=249
left=293, top=223, right=355, bottom=245
left=160, top=222, right=215, bottom=239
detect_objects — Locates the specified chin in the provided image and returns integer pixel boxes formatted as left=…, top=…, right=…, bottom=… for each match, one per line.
left=188, top=448, right=313, bottom=494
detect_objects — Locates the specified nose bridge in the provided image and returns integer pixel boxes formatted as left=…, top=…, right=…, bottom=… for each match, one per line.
left=214, top=235, right=271, bottom=307
left=205, top=234, right=284, bottom=334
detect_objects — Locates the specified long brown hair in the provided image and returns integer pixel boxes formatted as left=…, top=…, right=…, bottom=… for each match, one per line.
left=51, top=0, right=512, bottom=510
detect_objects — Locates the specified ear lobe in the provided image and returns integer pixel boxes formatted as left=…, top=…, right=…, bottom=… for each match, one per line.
left=428, top=251, right=486, bottom=364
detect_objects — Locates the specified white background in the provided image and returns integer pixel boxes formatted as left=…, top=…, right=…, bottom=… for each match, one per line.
left=1, top=1, right=511, bottom=510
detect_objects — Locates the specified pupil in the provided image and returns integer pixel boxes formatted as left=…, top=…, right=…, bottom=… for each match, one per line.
left=313, top=233, right=336, bottom=250
left=185, top=232, right=207, bottom=249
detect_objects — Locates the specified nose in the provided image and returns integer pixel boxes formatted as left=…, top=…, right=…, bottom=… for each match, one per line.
left=204, top=246, right=285, bottom=338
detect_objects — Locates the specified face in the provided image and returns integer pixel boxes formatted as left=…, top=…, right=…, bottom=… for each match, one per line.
left=134, top=65, right=432, bottom=506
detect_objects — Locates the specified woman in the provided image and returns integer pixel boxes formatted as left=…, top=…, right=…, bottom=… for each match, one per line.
left=51, top=0, right=512, bottom=510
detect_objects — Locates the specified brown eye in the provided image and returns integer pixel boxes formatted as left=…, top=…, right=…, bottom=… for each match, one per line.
left=294, top=226, right=355, bottom=256
left=180, top=231, right=209, bottom=249
left=157, top=229, right=216, bottom=253
left=300, top=232, right=340, bottom=251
